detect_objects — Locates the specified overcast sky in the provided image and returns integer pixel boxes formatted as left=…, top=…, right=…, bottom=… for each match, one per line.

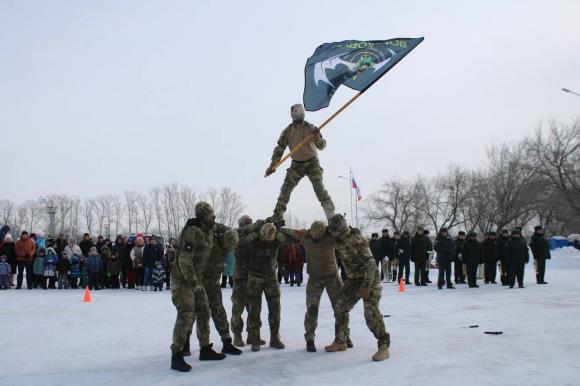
left=1, top=0, right=579, bottom=225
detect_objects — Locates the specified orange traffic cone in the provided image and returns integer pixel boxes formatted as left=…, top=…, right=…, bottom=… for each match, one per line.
left=399, top=278, right=406, bottom=292
left=83, top=286, right=92, bottom=303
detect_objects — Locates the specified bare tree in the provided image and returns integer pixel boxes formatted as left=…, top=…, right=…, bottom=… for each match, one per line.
left=215, top=187, right=245, bottom=228
left=162, top=183, right=181, bottom=238
left=83, top=198, right=96, bottom=235
left=111, top=195, right=125, bottom=237
left=0, top=199, right=15, bottom=226
left=364, top=178, right=419, bottom=232
left=179, top=185, right=197, bottom=220
left=18, top=200, right=42, bottom=233
left=124, top=191, right=139, bottom=234
left=136, top=193, right=153, bottom=234
left=149, top=187, right=164, bottom=236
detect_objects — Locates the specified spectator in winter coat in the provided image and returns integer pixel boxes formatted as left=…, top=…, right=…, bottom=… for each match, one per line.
left=434, top=228, right=456, bottom=289
left=69, top=252, right=81, bottom=289
left=482, top=232, right=499, bottom=284
left=124, top=237, right=136, bottom=289
left=394, top=231, right=411, bottom=284
left=15, top=231, right=36, bottom=289
left=131, top=236, right=145, bottom=290
left=33, top=247, right=47, bottom=289
left=369, top=233, right=383, bottom=280
left=79, top=233, right=94, bottom=257
left=529, top=225, right=550, bottom=285
left=379, top=229, right=395, bottom=282
left=411, top=227, right=429, bottom=286
left=96, top=236, right=105, bottom=254
left=464, top=231, right=483, bottom=288
left=0, top=233, right=17, bottom=287
left=0, top=254, right=10, bottom=289
left=63, top=239, right=82, bottom=262
left=454, top=231, right=467, bottom=284
left=86, top=247, right=102, bottom=290
left=106, top=251, right=121, bottom=289
left=424, top=229, right=434, bottom=284
left=507, top=229, right=529, bottom=288
left=152, top=260, right=166, bottom=291
left=284, top=244, right=305, bottom=286
left=164, top=245, right=175, bottom=290
left=56, top=251, right=71, bottom=289
left=44, top=247, right=59, bottom=289
left=143, top=237, right=162, bottom=291
left=99, top=245, right=111, bottom=288
left=221, top=249, right=234, bottom=289
left=54, top=233, right=68, bottom=257
left=112, top=235, right=128, bottom=288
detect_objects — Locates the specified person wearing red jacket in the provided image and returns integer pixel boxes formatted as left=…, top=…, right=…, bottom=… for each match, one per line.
left=15, top=231, right=36, bottom=289
left=284, top=244, right=305, bottom=287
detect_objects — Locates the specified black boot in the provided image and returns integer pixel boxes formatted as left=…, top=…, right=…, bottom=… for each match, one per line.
left=346, top=336, right=354, bottom=349
left=171, top=351, right=192, bottom=372
left=221, top=338, right=242, bottom=355
left=183, top=337, right=191, bottom=356
left=306, top=340, right=316, bottom=352
left=199, top=343, right=226, bottom=361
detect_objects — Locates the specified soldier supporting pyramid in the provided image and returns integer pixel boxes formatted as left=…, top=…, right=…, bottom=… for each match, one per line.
left=265, top=103, right=336, bottom=223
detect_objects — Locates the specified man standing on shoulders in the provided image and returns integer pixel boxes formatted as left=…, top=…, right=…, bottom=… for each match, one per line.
left=529, top=225, right=550, bottom=285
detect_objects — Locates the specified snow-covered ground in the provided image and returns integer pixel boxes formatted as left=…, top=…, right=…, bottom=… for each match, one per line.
left=2, top=247, right=580, bottom=386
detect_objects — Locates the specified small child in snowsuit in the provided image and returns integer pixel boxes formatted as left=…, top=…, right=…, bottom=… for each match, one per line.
left=57, top=252, right=71, bottom=289
left=0, top=255, right=11, bottom=289
left=33, top=247, right=47, bottom=289
left=152, top=260, right=166, bottom=291
left=44, top=247, right=59, bottom=289
left=107, top=252, right=121, bottom=289
left=86, top=247, right=102, bottom=290
left=69, top=253, right=81, bottom=289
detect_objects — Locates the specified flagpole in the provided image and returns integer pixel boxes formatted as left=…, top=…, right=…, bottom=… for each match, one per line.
left=354, top=170, right=359, bottom=228
left=266, top=91, right=365, bottom=176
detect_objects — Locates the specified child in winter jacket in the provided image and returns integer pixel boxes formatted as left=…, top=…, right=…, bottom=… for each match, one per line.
left=0, top=254, right=10, bottom=289
left=69, top=253, right=81, bottom=289
left=57, top=252, right=71, bottom=289
left=33, top=247, right=47, bottom=289
left=79, top=255, right=88, bottom=288
left=43, top=247, right=59, bottom=289
left=152, top=260, right=166, bottom=291
left=86, top=247, right=102, bottom=290
left=107, top=251, right=121, bottom=289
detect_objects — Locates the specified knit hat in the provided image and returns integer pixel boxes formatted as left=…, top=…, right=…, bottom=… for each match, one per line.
left=3, top=233, right=13, bottom=242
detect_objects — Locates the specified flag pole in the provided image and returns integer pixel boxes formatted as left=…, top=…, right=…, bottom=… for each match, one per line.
left=266, top=90, right=365, bottom=176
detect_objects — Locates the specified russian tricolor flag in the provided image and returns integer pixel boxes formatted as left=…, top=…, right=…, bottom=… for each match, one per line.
left=352, top=176, right=362, bottom=201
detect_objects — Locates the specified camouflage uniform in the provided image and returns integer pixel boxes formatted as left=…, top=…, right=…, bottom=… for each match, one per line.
left=202, top=232, right=235, bottom=342
left=270, top=120, right=335, bottom=221
left=244, top=228, right=298, bottom=342
left=331, top=226, right=390, bottom=349
left=231, top=232, right=251, bottom=338
left=170, top=218, right=214, bottom=353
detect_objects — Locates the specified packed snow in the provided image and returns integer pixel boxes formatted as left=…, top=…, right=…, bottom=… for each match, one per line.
left=2, top=247, right=580, bottom=386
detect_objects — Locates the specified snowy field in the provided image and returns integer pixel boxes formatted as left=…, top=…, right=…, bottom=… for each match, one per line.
left=2, top=247, right=580, bottom=386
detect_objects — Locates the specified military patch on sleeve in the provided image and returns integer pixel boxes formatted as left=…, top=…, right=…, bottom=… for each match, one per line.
left=185, top=242, right=194, bottom=252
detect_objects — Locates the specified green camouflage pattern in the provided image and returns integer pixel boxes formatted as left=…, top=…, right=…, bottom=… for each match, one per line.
left=304, top=274, right=350, bottom=341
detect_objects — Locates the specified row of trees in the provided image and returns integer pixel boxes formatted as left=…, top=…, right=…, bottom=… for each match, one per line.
left=364, top=118, right=580, bottom=236
left=0, top=184, right=245, bottom=239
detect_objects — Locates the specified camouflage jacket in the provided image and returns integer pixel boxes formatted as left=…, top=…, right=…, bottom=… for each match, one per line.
left=239, top=228, right=300, bottom=277
left=174, top=218, right=228, bottom=288
left=270, top=120, right=326, bottom=165
left=334, top=230, right=378, bottom=289
left=203, top=232, right=230, bottom=285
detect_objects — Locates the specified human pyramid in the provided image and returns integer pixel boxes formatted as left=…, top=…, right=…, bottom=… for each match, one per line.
left=169, top=104, right=390, bottom=372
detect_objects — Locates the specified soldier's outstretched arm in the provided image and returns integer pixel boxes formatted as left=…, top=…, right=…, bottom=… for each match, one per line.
left=266, top=127, right=290, bottom=175
left=276, top=228, right=305, bottom=244
left=177, top=227, right=202, bottom=289
left=352, top=234, right=376, bottom=290
left=214, top=223, right=230, bottom=234
left=307, top=122, right=326, bottom=150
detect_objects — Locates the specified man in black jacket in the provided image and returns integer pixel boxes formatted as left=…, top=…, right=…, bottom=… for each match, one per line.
left=507, top=229, right=529, bottom=288
left=369, top=233, right=383, bottom=280
left=529, top=226, right=550, bottom=285
left=411, top=226, right=429, bottom=286
left=454, top=231, right=466, bottom=284
left=482, top=232, right=499, bottom=284
left=424, top=229, right=434, bottom=284
left=379, top=229, right=394, bottom=282
left=497, top=229, right=510, bottom=286
left=394, top=231, right=411, bottom=284
left=79, top=233, right=94, bottom=257
left=464, top=231, right=482, bottom=288
left=434, top=228, right=455, bottom=289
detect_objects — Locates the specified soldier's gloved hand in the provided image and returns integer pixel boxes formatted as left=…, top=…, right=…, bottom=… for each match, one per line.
left=265, top=166, right=275, bottom=177
left=312, top=128, right=321, bottom=140
left=358, top=287, right=370, bottom=300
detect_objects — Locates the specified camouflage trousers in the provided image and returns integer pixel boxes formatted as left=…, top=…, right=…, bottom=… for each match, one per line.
left=304, top=274, right=350, bottom=341
left=334, top=278, right=389, bottom=346
left=203, top=279, right=231, bottom=341
left=246, top=274, right=281, bottom=339
left=231, top=278, right=248, bottom=336
left=274, top=158, right=335, bottom=221
left=170, top=271, right=211, bottom=353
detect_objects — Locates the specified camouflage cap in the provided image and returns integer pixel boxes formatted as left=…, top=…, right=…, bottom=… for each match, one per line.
left=329, top=214, right=349, bottom=238
left=223, top=229, right=239, bottom=250
left=260, top=223, right=277, bottom=242
left=310, top=221, right=327, bottom=240
left=195, top=201, right=214, bottom=218
left=238, top=215, right=252, bottom=228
